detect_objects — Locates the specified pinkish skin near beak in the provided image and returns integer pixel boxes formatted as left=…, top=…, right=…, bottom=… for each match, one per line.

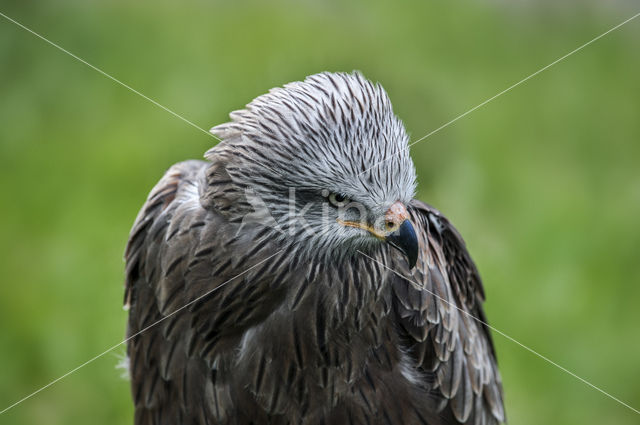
left=384, top=201, right=410, bottom=231
left=339, top=201, right=419, bottom=268
left=384, top=201, right=418, bottom=269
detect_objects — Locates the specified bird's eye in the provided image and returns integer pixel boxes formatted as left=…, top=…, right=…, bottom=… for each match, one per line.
left=328, top=192, right=350, bottom=207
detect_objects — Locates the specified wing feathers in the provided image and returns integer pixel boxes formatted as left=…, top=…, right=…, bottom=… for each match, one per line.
left=391, top=200, right=505, bottom=424
left=124, top=160, right=289, bottom=423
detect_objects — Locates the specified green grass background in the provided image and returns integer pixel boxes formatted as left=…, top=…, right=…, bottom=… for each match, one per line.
left=1, top=1, right=639, bottom=424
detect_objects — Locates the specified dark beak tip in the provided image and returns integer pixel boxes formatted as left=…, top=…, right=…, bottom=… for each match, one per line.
left=407, top=249, right=418, bottom=270
left=387, top=220, right=419, bottom=270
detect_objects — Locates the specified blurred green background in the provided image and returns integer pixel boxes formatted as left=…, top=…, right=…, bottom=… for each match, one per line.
left=1, top=1, right=639, bottom=424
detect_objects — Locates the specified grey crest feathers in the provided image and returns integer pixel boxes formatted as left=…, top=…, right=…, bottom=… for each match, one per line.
left=204, top=72, right=417, bottom=260
left=207, top=72, right=415, bottom=209
left=124, top=72, right=505, bottom=425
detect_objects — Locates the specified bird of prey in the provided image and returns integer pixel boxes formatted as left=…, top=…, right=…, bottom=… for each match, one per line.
left=124, top=72, right=505, bottom=425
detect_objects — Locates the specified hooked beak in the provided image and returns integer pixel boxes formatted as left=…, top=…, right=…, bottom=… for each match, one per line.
left=383, top=201, right=419, bottom=269
left=338, top=201, right=419, bottom=269
left=386, top=219, right=419, bottom=269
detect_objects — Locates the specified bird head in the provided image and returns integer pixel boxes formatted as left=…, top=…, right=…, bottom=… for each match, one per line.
left=207, top=72, right=418, bottom=268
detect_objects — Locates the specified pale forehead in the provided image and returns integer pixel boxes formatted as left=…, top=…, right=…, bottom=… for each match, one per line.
left=247, top=74, right=407, bottom=157
left=210, top=72, right=416, bottom=203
